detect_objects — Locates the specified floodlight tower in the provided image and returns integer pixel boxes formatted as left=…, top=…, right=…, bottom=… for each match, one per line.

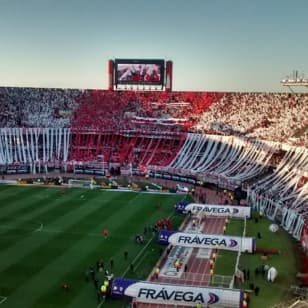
left=281, top=70, right=308, bottom=93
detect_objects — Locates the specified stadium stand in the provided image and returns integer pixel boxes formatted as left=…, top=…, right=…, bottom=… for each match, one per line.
left=195, top=92, right=308, bottom=146
left=0, top=86, right=307, bottom=251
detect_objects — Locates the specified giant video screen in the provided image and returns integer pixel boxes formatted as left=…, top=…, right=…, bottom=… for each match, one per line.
left=115, top=59, right=165, bottom=85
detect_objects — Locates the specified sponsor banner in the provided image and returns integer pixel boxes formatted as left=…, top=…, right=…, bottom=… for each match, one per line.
left=148, top=172, right=196, bottom=184
left=168, top=232, right=255, bottom=253
left=112, top=280, right=243, bottom=307
left=185, top=203, right=251, bottom=218
left=175, top=201, right=190, bottom=213
left=111, top=278, right=138, bottom=298
left=6, top=167, right=29, bottom=174
left=158, top=230, right=176, bottom=245
left=74, top=168, right=104, bottom=175
left=0, top=180, right=17, bottom=184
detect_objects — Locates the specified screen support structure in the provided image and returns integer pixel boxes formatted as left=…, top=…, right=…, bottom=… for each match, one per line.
left=108, top=58, right=172, bottom=92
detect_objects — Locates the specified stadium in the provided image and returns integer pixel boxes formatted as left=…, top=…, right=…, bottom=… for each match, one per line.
left=0, top=57, right=307, bottom=308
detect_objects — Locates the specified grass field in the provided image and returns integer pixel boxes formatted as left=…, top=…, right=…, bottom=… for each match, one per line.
left=0, top=185, right=185, bottom=308
left=214, top=216, right=299, bottom=308
left=0, top=184, right=300, bottom=308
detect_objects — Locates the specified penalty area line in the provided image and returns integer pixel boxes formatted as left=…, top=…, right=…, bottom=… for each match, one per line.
left=34, top=221, right=44, bottom=232
left=134, top=250, right=150, bottom=272
left=0, top=296, right=7, bottom=304
left=96, top=297, right=105, bottom=308
left=120, top=209, right=175, bottom=278
left=121, top=234, right=155, bottom=278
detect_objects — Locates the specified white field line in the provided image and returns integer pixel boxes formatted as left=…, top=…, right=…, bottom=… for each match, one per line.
left=121, top=234, right=155, bottom=278
left=0, top=296, right=7, bottom=305
left=0, top=220, right=43, bottom=233
left=134, top=251, right=150, bottom=272
left=96, top=297, right=105, bottom=308
left=34, top=221, right=44, bottom=232
left=121, top=209, right=176, bottom=278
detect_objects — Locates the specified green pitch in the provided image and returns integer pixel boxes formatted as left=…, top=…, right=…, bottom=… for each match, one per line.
left=214, top=217, right=299, bottom=307
left=0, top=185, right=184, bottom=308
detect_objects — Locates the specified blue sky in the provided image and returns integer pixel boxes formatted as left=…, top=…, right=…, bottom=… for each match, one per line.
left=0, top=0, right=307, bottom=91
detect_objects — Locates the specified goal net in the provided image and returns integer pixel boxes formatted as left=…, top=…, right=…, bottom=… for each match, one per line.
left=68, top=179, right=94, bottom=189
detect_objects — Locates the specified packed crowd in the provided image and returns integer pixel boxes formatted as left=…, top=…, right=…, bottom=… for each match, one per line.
left=71, top=90, right=221, bottom=132
left=0, top=87, right=81, bottom=128
left=0, top=87, right=220, bottom=131
left=0, top=87, right=307, bottom=145
left=194, top=92, right=308, bottom=146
